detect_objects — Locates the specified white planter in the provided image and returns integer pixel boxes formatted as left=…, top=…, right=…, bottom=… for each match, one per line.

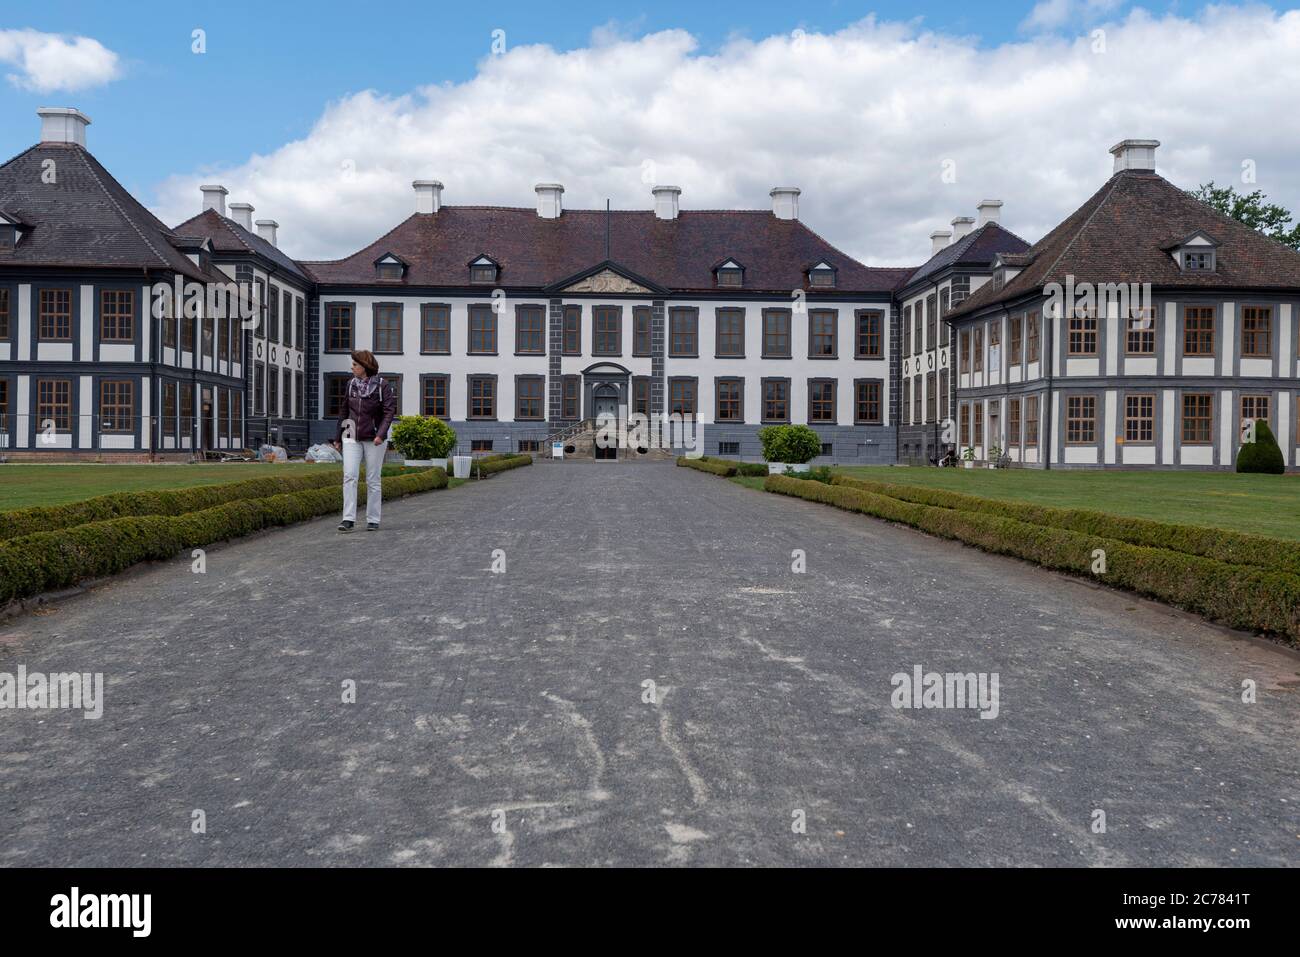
left=963, top=461, right=974, bottom=469
left=768, top=462, right=811, bottom=475
left=986, top=463, right=997, bottom=470
left=452, top=455, right=472, bottom=479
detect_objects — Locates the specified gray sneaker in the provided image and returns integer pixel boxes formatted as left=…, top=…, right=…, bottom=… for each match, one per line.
left=366, top=522, right=379, bottom=532
left=337, top=520, right=354, bottom=532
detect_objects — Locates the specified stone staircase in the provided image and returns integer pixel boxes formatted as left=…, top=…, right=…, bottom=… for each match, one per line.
left=540, top=419, right=675, bottom=462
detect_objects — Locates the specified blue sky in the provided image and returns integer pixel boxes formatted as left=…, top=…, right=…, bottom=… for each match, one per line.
left=3, top=1, right=1299, bottom=265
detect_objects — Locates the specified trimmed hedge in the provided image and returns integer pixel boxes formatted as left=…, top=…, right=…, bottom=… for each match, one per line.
left=0, top=471, right=341, bottom=543
left=830, top=474, right=1300, bottom=577
left=677, top=456, right=737, bottom=477
left=768, top=474, right=1300, bottom=643
left=0, top=468, right=447, bottom=607
left=474, top=453, right=533, bottom=477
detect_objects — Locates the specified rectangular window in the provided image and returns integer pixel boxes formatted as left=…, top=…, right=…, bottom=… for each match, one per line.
left=1068, top=312, right=1098, bottom=355
left=914, top=301, right=924, bottom=355
left=669, top=308, right=698, bottom=357
left=162, top=381, right=176, bottom=437
left=515, top=305, right=546, bottom=355
left=373, top=303, right=403, bottom=353
left=925, top=295, right=937, bottom=351
left=219, top=388, right=230, bottom=440
left=762, top=379, right=790, bottom=423
left=163, top=306, right=176, bottom=350
left=268, top=285, right=280, bottom=343
left=974, top=404, right=984, bottom=447
left=0, top=287, right=9, bottom=338
left=633, top=307, right=652, bottom=357
left=202, top=316, right=214, bottom=361
left=1066, top=395, right=1097, bottom=444
left=562, top=376, right=580, bottom=419
left=471, top=438, right=494, bottom=452
left=99, top=379, right=133, bottom=432
left=1025, top=395, right=1039, bottom=447
left=1009, top=315, right=1023, bottom=365
left=179, top=383, right=194, bottom=434
left=469, top=305, right=497, bottom=354
left=422, top=376, right=449, bottom=418
left=715, top=379, right=742, bottom=421
left=762, top=309, right=791, bottom=358
left=516, top=376, right=544, bottom=420
left=38, top=288, right=72, bottom=340
left=668, top=378, right=697, bottom=417
left=326, top=303, right=354, bottom=352
left=284, top=368, right=296, bottom=417
left=282, top=291, right=293, bottom=346
left=809, top=310, right=837, bottom=358
left=563, top=305, right=581, bottom=356
left=1125, top=394, right=1155, bottom=443
left=855, top=380, right=882, bottom=424
left=913, top=376, right=923, bottom=424
left=468, top=376, right=496, bottom=419
left=1008, top=398, right=1021, bottom=448
left=267, top=365, right=279, bottom=418
left=820, top=443, right=833, bottom=457
left=1182, top=393, right=1213, bottom=443
left=960, top=330, right=971, bottom=373
left=959, top=403, right=970, bottom=447
left=632, top=377, right=650, bottom=417
left=1241, top=307, right=1272, bottom=358
left=808, top=380, right=836, bottom=423
left=902, top=305, right=912, bottom=356
left=36, top=378, right=72, bottom=432
left=295, top=372, right=303, bottom=422
left=420, top=304, right=450, bottom=354
left=925, top=372, right=936, bottom=422
left=715, top=308, right=745, bottom=357
left=99, top=289, right=134, bottom=342
left=1027, top=312, right=1041, bottom=363
left=1241, top=394, right=1270, bottom=427
left=939, top=289, right=950, bottom=345
left=855, top=310, right=883, bottom=358
left=1183, top=307, right=1215, bottom=356
left=254, top=280, right=266, bottom=337
left=218, top=316, right=229, bottom=362
left=253, top=363, right=264, bottom=415
left=938, top=368, right=949, bottom=421
left=295, top=298, right=305, bottom=351
left=518, top=440, right=541, bottom=453
left=1124, top=308, right=1156, bottom=355
left=973, top=328, right=983, bottom=372
left=325, top=375, right=349, bottom=418
left=593, top=306, right=621, bottom=356
left=718, top=441, right=740, bottom=455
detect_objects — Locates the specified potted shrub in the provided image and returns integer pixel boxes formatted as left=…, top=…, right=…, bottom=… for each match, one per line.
left=961, top=446, right=976, bottom=469
left=389, top=415, right=456, bottom=469
left=759, top=424, right=821, bottom=474
left=986, top=444, right=1002, bottom=469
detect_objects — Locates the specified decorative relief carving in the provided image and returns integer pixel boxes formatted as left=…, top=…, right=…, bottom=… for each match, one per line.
left=562, top=269, right=652, bottom=294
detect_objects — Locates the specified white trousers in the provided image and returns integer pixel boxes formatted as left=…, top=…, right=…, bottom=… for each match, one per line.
left=342, top=438, right=387, bottom=524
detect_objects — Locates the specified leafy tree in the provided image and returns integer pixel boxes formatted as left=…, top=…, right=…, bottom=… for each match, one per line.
left=1190, top=182, right=1300, bottom=250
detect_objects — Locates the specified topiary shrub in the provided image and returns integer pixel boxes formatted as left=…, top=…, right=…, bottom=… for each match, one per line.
left=390, top=415, right=457, bottom=461
left=757, top=424, right=822, bottom=464
left=1236, top=419, right=1286, bottom=474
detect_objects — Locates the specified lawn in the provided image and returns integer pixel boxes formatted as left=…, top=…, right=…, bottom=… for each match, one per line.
left=0, top=463, right=337, bottom=509
left=833, top=466, right=1300, bottom=541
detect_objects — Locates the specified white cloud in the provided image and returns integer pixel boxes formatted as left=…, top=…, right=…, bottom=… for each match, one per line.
left=1022, top=0, right=1124, bottom=33
left=0, top=28, right=121, bottom=93
left=153, top=5, right=1300, bottom=267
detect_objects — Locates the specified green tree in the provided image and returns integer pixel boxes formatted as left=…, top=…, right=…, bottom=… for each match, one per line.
left=1190, top=182, right=1300, bottom=250
left=1236, top=420, right=1285, bottom=475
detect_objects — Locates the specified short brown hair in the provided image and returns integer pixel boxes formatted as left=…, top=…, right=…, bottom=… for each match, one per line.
left=351, top=349, right=379, bottom=377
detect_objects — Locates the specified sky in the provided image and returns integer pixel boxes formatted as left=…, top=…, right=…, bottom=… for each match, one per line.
left=1, top=0, right=1299, bottom=267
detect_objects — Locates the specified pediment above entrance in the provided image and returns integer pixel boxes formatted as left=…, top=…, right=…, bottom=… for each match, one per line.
left=561, top=268, right=654, bottom=294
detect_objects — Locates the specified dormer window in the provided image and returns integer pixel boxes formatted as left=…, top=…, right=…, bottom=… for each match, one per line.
left=713, top=259, right=745, bottom=288
left=808, top=261, right=836, bottom=289
left=469, top=255, right=499, bottom=284
left=374, top=253, right=408, bottom=282
left=0, top=226, right=14, bottom=250
left=1165, top=231, right=1219, bottom=274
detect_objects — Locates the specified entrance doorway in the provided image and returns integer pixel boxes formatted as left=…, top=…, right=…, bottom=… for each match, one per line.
left=593, top=384, right=618, bottom=460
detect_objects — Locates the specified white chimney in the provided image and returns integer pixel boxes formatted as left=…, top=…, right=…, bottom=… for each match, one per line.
left=37, top=107, right=91, bottom=147
left=229, top=203, right=255, bottom=231
left=201, top=185, right=228, bottom=217
left=652, top=185, right=682, bottom=220
left=930, top=230, right=953, bottom=255
left=535, top=183, right=564, bottom=219
left=977, top=200, right=1003, bottom=226
left=255, top=219, right=279, bottom=247
left=951, top=216, right=975, bottom=241
left=413, top=180, right=443, bottom=214
left=770, top=187, right=800, bottom=220
left=1110, top=138, right=1159, bottom=173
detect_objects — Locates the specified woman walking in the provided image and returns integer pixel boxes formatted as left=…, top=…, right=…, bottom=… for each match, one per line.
left=332, top=350, right=397, bottom=532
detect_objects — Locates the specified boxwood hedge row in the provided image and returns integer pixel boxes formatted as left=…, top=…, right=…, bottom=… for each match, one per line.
left=0, top=471, right=341, bottom=543
left=830, top=474, right=1300, bottom=576
left=768, top=474, right=1300, bottom=643
left=474, top=453, right=533, bottom=476
left=676, top=456, right=737, bottom=477
left=0, top=468, right=447, bottom=608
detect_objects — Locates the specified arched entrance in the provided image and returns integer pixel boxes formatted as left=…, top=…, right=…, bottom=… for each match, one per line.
left=581, top=362, right=630, bottom=461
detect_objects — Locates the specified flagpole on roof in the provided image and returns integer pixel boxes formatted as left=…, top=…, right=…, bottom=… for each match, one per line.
left=605, top=199, right=610, bottom=260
